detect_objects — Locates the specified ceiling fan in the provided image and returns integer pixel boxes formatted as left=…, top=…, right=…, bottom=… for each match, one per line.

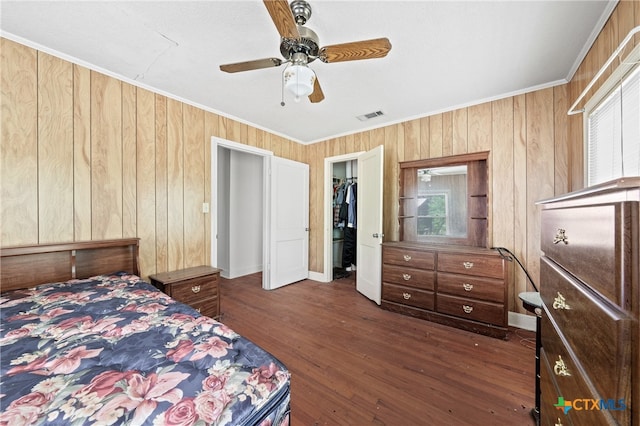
left=219, top=0, right=392, bottom=103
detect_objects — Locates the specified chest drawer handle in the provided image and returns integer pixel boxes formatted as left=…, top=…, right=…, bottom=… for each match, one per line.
left=462, top=305, right=473, bottom=314
left=553, top=228, right=568, bottom=245
left=462, top=283, right=473, bottom=291
left=555, top=419, right=564, bottom=426
left=463, top=261, right=474, bottom=269
left=196, top=307, right=201, bottom=313
left=552, top=292, right=571, bottom=310
left=553, top=356, right=571, bottom=377
left=402, top=273, right=412, bottom=281
left=402, top=292, right=412, bottom=300
left=403, top=254, right=412, bottom=261
left=191, top=285, right=201, bottom=294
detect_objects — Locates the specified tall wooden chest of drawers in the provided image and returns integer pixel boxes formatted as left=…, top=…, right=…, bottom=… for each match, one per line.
left=381, top=242, right=509, bottom=339
left=538, top=178, right=639, bottom=426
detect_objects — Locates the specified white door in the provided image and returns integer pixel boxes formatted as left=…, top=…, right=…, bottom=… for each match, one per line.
left=267, top=156, right=309, bottom=289
left=356, top=145, right=384, bottom=304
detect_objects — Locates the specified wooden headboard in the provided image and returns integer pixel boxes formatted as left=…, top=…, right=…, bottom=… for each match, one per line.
left=0, top=239, right=140, bottom=293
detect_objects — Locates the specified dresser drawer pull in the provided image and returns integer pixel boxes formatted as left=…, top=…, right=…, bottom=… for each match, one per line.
left=553, top=356, right=571, bottom=377
left=191, top=285, right=201, bottom=294
left=554, top=419, right=564, bottom=426
left=196, top=308, right=201, bottom=313
left=463, top=261, right=474, bottom=269
left=462, top=283, right=473, bottom=291
left=553, top=228, right=568, bottom=245
left=403, top=254, right=412, bottom=261
left=402, top=292, right=412, bottom=300
left=462, top=305, right=473, bottom=314
left=552, top=292, right=571, bottom=310
left=402, top=273, right=412, bottom=281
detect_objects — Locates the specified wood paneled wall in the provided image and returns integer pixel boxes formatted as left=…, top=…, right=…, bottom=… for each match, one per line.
left=307, top=0, right=640, bottom=313
left=1, top=37, right=304, bottom=279
left=1, top=0, right=637, bottom=311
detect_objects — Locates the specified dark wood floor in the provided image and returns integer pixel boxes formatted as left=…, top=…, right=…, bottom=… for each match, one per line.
left=219, top=273, right=536, bottom=426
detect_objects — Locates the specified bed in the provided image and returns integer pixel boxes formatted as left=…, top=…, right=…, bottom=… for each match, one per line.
left=0, top=239, right=290, bottom=426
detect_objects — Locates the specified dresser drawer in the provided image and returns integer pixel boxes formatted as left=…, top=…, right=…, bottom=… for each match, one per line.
left=170, top=275, right=219, bottom=306
left=383, top=246, right=435, bottom=270
left=382, top=283, right=434, bottom=310
left=436, top=294, right=504, bottom=325
left=437, top=272, right=504, bottom=303
left=541, top=257, right=632, bottom=406
left=437, top=252, right=504, bottom=279
left=382, top=264, right=435, bottom=290
left=540, top=348, right=617, bottom=426
left=541, top=203, right=635, bottom=307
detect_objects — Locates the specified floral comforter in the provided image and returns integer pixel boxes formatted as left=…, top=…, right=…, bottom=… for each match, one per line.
left=0, top=273, right=290, bottom=426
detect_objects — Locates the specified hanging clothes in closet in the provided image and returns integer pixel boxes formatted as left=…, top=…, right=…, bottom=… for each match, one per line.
left=338, top=178, right=357, bottom=270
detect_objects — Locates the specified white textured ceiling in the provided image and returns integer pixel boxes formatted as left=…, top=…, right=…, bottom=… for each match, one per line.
left=0, top=1, right=616, bottom=144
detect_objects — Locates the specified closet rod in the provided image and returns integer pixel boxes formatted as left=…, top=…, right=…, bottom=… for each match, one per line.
left=568, top=25, right=640, bottom=116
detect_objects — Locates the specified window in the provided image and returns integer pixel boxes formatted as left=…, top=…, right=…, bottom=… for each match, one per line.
left=587, top=65, right=640, bottom=186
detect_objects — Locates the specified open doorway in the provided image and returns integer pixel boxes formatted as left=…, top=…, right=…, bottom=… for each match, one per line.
left=211, top=137, right=310, bottom=290
left=211, top=138, right=271, bottom=289
left=323, top=152, right=363, bottom=283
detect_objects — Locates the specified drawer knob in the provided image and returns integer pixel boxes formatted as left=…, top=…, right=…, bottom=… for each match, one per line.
left=402, top=292, right=412, bottom=300
left=402, top=273, right=412, bottom=281
left=462, top=305, right=473, bottom=314
left=463, top=261, right=474, bottom=269
left=196, top=307, right=201, bottom=313
left=462, top=283, right=473, bottom=291
left=555, top=419, right=564, bottom=426
left=553, top=228, right=569, bottom=245
left=553, top=356, right=571, bottom=377
left=552, top=292, right=571, bottom=310
left=403, top=254, right=412, bottom=261
left=191, top=285, right=201, bottom=294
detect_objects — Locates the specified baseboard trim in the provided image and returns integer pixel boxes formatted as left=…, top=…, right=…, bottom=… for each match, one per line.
left=508, top=311, right=537, bottom=331
left=308, top=271, right=329, bottom=282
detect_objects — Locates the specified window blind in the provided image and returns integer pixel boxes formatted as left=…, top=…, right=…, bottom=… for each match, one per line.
left=587, top=66, right=640, bottom=186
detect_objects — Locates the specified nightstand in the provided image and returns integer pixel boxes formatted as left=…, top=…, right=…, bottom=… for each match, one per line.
left=149, top=265, right=221, bottom=319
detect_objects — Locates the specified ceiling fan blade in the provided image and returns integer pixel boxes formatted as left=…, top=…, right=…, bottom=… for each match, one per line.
left=263, top=0, right=300, bottom=40
left=309, top=77, right=325, bottom=103
left=219, top=58, right=283, bottom=73
left=319, top=37, right=392, bottom=63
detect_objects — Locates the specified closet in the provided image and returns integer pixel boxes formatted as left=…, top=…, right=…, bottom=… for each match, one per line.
left=332, top=160, right=358, bottom=279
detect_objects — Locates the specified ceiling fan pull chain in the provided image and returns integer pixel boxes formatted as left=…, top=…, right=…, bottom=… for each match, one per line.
left=280, top=65, right=287, bottom=107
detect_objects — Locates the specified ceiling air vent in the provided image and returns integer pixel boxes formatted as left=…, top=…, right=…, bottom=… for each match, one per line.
left=356, top=110, right=384, bottom=121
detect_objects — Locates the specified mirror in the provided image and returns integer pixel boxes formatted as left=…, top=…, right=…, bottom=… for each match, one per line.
left=399, top=151, right=488, bottom=247
left=417, top=165, right=467, bottom=237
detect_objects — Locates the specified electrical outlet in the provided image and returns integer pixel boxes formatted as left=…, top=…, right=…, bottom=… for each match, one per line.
left=202, top=203, right=210, bottom=213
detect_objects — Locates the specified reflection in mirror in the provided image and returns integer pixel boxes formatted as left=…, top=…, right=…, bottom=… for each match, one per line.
left=416, top=165, right=467, bottom=238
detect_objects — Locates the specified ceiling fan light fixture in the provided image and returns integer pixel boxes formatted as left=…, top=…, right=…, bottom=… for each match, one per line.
left=284, top=64, right=316, bottom=101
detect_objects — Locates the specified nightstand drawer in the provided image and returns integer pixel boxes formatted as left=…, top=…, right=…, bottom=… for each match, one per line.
left=170, top=276, right=218, bottom=305
left=149, top=265, right=221, bottom=319
left=191, top=297, right=219, bottom=318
